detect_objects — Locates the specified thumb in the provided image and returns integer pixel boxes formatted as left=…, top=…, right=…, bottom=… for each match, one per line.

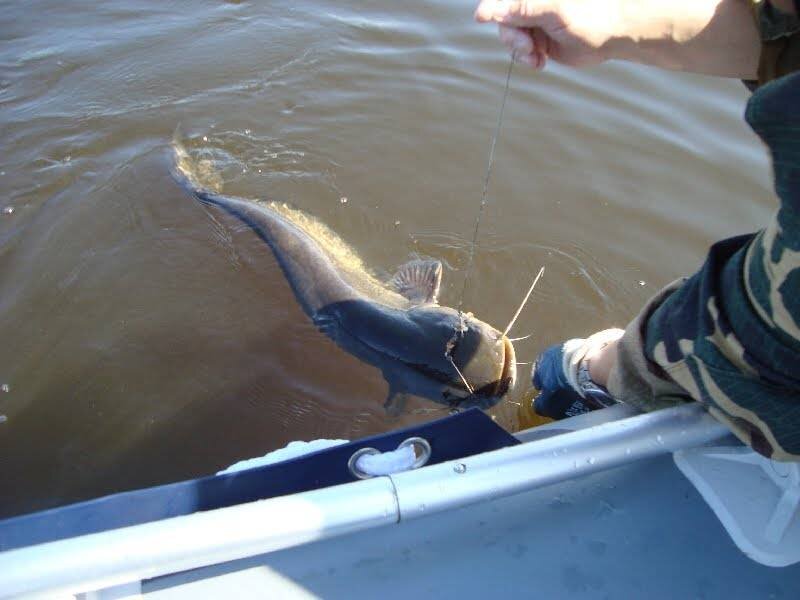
left=475, top=0, right=520, bottom=23
left=475, top=1, right=557, bottom=27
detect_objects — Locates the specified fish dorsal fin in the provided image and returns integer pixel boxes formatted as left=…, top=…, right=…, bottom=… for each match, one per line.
left=391, top=259, right=442, bottom=305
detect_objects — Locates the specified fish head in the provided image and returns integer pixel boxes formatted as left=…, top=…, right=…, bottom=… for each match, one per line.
left=406, top=305, right=517, bottom=409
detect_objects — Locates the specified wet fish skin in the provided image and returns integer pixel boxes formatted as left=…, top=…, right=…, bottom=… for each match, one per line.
left=171, top=145, right=516, bottom=411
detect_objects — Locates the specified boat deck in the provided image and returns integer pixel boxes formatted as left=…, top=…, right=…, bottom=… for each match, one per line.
left=143, top=451, right=800, bottom=599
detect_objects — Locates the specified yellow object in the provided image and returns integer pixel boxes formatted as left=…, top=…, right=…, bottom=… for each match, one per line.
left=516, top=389, right=554, bottom=430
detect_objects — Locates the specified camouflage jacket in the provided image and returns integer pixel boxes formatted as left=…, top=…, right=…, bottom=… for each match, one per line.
left=643, top=12, right=800, bottom=459
left=746, top=0, right=800, bottom=88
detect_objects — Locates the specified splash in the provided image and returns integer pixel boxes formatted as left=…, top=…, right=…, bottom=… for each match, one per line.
left=172, top=135, right=224, bottom=193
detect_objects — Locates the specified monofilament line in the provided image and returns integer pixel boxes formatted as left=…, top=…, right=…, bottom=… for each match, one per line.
left=457, top=57, right=515, bottom=312
left=502, top=265, right=545, bottom=337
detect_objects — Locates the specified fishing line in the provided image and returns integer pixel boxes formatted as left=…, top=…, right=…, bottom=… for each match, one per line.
left=456, top=56, right=515, bottom=312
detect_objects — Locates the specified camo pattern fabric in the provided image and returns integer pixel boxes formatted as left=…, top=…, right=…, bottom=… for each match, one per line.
left=748, top=0, right=800, bottom=88
left=608, top=71, right=800, bottom=462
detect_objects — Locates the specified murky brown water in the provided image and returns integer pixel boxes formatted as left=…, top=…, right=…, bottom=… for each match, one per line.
left=0, top=1, right=774, bottom=517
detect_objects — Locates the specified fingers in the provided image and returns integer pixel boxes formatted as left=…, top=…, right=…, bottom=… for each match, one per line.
left=475, top=0, right=505, bottom=23
left=477, top=0, right=604, bottom=68
left=531, top=26, right=550, bottom=56
left=477, top=0, right=556, bottom=69
left=499, top=24, right=532, bottom=55
left=530, top=26, right=550, bottom=68
left=498, top=24, right=547, bottom=69
left=475, top=0, right=517, bottom=23
left=475, top=0, right=554, bottom=27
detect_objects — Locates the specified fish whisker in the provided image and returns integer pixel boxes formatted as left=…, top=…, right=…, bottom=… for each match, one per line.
left=502, top=266, right=545, bottom=337
left=448, top=357, right=474, bottom=394
left=508, top=334, right=532, bottom=342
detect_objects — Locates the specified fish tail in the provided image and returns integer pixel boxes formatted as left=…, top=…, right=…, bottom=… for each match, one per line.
left=170, top=131, right=225, bottom=206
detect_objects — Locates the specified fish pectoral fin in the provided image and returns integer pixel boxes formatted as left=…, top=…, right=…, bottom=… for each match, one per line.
left=391, top=259, right=442, bottom=305
left=383, top=391, right=409, bottom=417
left=312, top=313, right=340, bottom=341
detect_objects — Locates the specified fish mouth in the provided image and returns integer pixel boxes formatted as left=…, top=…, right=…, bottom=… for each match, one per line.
left=466, top=335, right=516, bottom=402
left=494, top=335, right=517, bottom=397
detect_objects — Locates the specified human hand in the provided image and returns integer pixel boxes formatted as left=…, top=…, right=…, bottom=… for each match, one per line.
left=531, top=341, right=595, bottom=419
left=531, top=329, right=623, bottom=419
left=474, top=0, right=622, bottom=69
left=474, top=0, right=760, bottom=79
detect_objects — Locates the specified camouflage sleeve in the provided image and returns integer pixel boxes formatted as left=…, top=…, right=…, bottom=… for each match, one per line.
left=607, top=73, right=800, bottom=461
left=745, top=0, right=800, bottom=89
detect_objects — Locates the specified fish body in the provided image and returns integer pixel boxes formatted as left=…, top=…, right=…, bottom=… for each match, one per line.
left=172, top=145, right=516, bottom=411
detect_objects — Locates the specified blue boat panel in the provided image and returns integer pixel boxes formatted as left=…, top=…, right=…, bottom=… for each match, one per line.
left=0, top=408, right=517, bottom=552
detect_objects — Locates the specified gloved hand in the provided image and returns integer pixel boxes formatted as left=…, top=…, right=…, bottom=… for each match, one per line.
left=531, top=330, right=623, bottom=420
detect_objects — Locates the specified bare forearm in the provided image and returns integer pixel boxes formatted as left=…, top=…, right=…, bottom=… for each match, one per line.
left=602, top=0, right=760, bottom=78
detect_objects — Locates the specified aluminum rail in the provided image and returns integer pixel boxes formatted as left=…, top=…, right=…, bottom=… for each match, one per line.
left=391, top=403, right=728, bottom=519
left=0, top=404, right=728, bottom=598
